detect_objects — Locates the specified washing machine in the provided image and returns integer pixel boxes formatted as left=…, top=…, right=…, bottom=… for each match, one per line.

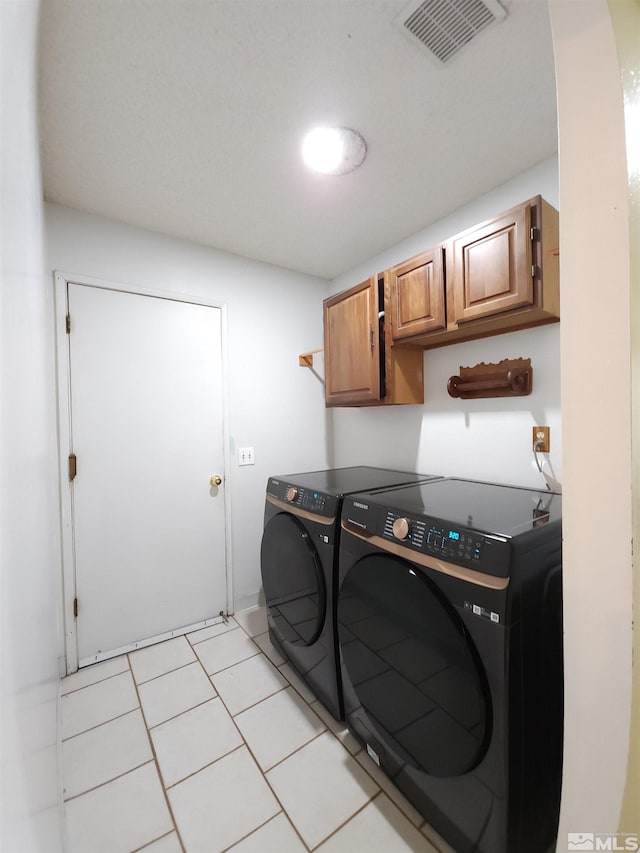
left=260, top=467, right=440, bottom=720
left=336, top=478, right=563, bottom=853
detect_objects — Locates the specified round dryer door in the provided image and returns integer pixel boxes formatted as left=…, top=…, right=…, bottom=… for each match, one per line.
left=260, top=513, right=326, bottom=647
left=338, top=554, right=490, bottom=777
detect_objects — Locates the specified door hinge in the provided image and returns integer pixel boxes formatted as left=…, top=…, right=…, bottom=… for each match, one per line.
left=73, top=597, right=78, bottom=618
left=530, top=226, right=538, bottom=241
left=66, top=314, right=71, bottom=334
left=531, top=264, right=536, bottom=278
left=369, top=325, right=374, bottom=352
left=68, top=453, right=77, bottom=481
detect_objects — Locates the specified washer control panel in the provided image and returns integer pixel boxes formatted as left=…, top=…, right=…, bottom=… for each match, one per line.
left=268, top=478, right=338, bottom=519
left=343, top=498, right=511, bottom=578
left=384, top=511, right=489, bottom=562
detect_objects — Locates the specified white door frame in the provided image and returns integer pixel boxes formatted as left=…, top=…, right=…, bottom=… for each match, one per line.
left=53, top=270, right=234, bottom=674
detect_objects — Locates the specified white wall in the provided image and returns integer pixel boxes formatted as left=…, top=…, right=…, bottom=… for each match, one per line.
left=0, top=2, right=64, bottom=850
left=44, top=204, right=330, bottom=611
left=550, top=0, right=634, bottom=841
left=328, top=157, right=562, bottom=490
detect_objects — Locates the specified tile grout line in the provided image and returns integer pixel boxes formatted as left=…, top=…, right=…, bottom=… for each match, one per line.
left=276, top=662, right=317, bottom=705
left=187, top=619, right=240, bottom=646
left=201, top=648, right=262, bottom=679
left=62, top=759, right=156, bottom=803
left=185, top=619, right=264, bottom=676
left=184, top=622, right=242, bottom=650
left=146, top=695, right=221, bottom=731
left=260, top=727, right=327, bottom=775
left=212, top=620, right=391, bottom=851
left=133, top=657, right=200, bottom=687
left=218, top=811, right=290, bottom=853
left=126, top=653, right=187, bottom=853
left=163, top=742, right=246, bottom=791
left=132, top=652, right=205, bottom=686
left=188, top=635, right=313, bottom=853
left=69, top=615, right=392, bottom=853
left=222, top=683, right=291, bottom=720
left=309, top=789, right=384, bottom=852
left=229, top=614, right=387, bottom=848
left=197, top=617, right=428, bottom=849
left=62, top=617, right=420, bottom=852
left=61, top=665, right=130, bottom=696
left=130, top=828, right=178, bottom=853
left=352, top=749, right=428, bottom=831
left=61, top=704, right=140, bottom=742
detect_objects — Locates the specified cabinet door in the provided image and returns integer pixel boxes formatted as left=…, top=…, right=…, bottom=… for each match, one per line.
left=324, top=276, right=380, bottom=405
left=387, top=248, right=446, bottom=341
left=451, top=200, right=533, bottom=325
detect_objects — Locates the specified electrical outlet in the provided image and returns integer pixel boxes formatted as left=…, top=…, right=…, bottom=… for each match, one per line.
left=532, top=426, right=550, bottom=453
left=238, top=446, right=255, bottom=466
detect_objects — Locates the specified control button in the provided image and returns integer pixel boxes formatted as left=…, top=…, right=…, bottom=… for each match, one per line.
left=392, top=517, right=411, bottom=541
left=286, top=487, right=298, bottom=502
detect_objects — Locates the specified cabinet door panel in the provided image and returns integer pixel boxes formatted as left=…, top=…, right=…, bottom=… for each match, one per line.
left=452, top=202, right=533, bottom=324
left=324, top=277, right=380, bottom=405
left=389, top=248, right=445, bottom=340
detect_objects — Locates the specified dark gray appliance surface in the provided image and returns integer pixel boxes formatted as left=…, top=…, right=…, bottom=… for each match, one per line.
left=260, top=467, right=441, bottom=721
left=337, top=477, right=563, bottom=853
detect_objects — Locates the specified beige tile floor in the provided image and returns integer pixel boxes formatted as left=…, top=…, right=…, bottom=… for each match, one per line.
left=61, top=605, right=453, bottom=853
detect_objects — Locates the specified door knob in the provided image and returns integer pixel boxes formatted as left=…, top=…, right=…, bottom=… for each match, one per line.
left=210, top=474, right=223, bottom=487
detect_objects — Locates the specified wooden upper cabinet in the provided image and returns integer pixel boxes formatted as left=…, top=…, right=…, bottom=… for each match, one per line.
left=321, top=195, right=558, bottom=407
left=450, top=201, right=533, bottom=324
left=324, top=276, right=380, bottom=406
left=386, top=248, right=446, bottom=340
left=323, top=276, right=424, bottom=408
left=390, top=195, right=559, bottom=348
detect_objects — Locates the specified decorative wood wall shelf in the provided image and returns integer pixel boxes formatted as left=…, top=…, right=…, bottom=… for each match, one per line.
left=447, top=357, right=532, bottom=399
left=299, top=348, right=323, bottom=367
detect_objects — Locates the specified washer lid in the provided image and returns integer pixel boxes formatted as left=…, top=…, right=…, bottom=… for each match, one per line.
left=269, top=466, right=439, bottom=496
left=350, top=478, right=561, bottom=539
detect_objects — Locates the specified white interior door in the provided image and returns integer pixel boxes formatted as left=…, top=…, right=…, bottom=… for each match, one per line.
left=65, top=282, right=228, bottom=665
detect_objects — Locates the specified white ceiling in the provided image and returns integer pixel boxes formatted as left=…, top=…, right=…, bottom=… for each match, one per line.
left=38, top=0, right=558, bottom=280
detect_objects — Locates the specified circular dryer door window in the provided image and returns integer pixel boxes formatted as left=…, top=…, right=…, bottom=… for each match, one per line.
left=338, top=554, right=490, bottom=777
left=260, top=513, right=326, bottom=647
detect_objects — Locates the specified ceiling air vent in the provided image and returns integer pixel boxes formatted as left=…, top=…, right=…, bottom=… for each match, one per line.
left=399, top=0, right=507, bottom=63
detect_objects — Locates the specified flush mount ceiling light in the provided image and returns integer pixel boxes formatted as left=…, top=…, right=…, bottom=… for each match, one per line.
left=302, top=127, right=367, bottom=175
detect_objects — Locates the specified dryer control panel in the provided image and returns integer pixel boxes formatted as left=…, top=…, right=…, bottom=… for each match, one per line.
left=267, top=478, right=339, bottom=519
left=343, top=498, right=511, bottom=578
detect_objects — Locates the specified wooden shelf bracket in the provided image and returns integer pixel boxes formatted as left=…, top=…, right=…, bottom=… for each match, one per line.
left=447, top=357, right=532, bottom=399
left=299, top=348, right=323, bottom=368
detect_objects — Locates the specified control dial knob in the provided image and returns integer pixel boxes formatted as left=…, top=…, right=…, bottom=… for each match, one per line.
left=392, top=517, right=411, bottom=541
left=286, top=487, right=298, bottom=503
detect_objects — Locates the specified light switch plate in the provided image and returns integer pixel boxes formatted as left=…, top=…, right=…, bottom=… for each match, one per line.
left=238, top=446, right=255, bottom=466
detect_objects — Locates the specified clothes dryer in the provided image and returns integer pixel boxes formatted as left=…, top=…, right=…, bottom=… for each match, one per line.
left=260, top=467, right=440, bottom=720
left=337, top=478, right=563, bottom=853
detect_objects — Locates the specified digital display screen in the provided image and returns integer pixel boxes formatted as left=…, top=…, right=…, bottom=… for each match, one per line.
left=448, top=530, right=460, bottom=541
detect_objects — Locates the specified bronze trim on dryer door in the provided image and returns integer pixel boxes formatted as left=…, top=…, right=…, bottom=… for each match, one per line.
left=266, top=494, right=336, bottom=526
left=341, top=519, right=510, bottom=590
